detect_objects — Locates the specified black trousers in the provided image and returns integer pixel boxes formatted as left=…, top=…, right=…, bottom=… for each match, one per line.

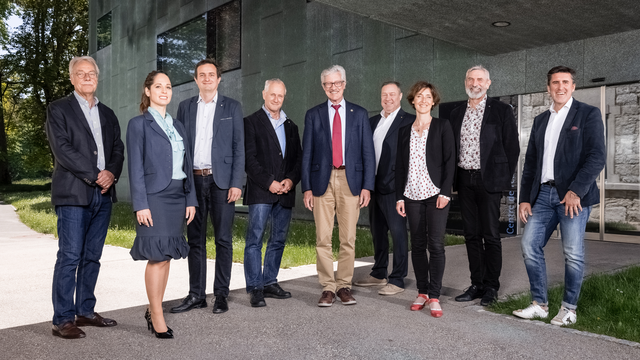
left=405, top=195, right=449, bottom=299
left=457, top=168, right=503, bottom=290
left=369, top=191, right=409, bottom=288
left=187, top=174, right=236, bottom=298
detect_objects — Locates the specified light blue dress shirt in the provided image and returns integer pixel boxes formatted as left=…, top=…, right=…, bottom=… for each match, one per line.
left=262, top=106, right=287, bottom=158
left=148, top=107, right=187, bottom=180
left=73, top=91, right=105, bottom=170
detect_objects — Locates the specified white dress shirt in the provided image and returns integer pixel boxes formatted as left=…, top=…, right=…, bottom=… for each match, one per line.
left=373, top=107, right=400, bottom=175
left=73, top=91, right=105, bottom=171
left=193, top=93, right=218, bottom=170
left=541, top=97, right=574, bottom=183
left=328, top=98, right=346, bottom=166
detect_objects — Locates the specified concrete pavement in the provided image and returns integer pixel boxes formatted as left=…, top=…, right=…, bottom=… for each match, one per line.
left=1, top=203, right=639, bottom=359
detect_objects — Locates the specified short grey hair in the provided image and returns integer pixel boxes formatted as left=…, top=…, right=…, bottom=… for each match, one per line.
left=263, top=78, right=287, bottom=94
left=465, top=65, right=490, bottom=81
left=320, top=65, right=346, bottom=84
left=69, top=56, right=100, bottom=77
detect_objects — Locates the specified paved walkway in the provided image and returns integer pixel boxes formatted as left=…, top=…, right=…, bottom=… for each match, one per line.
left=1, top=203, right=639, bottom=359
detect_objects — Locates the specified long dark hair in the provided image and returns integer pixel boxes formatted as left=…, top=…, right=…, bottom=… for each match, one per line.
left=140, top=70, right=167, bottom=113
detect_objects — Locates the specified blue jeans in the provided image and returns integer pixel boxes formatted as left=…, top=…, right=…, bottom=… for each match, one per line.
left=244, top=203, right=292, bottom=292
left=520, top=184, right=591, bottom=310
left=52, top=187, right=112, bottom=325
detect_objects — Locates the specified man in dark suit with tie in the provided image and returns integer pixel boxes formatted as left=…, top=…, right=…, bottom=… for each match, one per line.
left=171, top=58, right=244, bottom=314
left=513, top=66, right=605, bottom=326
left=242, top=79, right=302, bottom=307
left=46, top=56, right=124, bottom=339
left=450, top=65, right=519, bottom=306
left=302, top=65, right=376, bottom=307
left=354, top=81, right=414, bottom=296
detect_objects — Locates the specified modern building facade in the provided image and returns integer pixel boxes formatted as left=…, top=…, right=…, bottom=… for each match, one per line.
left=88, top=0, right=640, bottom=241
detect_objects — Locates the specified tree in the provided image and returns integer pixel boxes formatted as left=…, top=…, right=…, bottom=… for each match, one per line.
left=0, top=0, right=14, bottom=184
left=2, top=0, right=88, bottom=182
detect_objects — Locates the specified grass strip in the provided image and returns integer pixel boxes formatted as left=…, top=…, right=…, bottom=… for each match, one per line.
left=1, top=186, right=464, bottom=268
left=489, top=266, right=640, bottom=343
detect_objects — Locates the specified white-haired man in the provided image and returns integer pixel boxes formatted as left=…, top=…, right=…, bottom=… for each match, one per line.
left=301, top=65, right=375, bottom=307
left=450, top=65, right=519, bottom=306
left=46, top=56, right=125, bottom=338
left=242, top=79, right=302, bottom=307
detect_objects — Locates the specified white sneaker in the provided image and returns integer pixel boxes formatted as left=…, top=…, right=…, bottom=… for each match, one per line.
left=550, top=306, right=577, bottom=326
left=512, top=301, right=549, bottom=319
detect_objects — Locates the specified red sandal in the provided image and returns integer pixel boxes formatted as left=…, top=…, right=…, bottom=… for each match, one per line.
left=410, top=294, right=429, bottom=311
left=428, top=298, right=443, bottom=318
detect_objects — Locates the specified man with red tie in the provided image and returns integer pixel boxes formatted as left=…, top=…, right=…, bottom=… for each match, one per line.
left=301, top=65, right=376, bottom=307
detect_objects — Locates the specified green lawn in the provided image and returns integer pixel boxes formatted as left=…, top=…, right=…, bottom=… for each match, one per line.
left=0, top=179, right=464, bottom=268
left=489, top=266, right=640, bottom=343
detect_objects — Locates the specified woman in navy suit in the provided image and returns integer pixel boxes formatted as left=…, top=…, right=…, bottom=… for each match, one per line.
left=395, top=81, right=455, bottom=317
left=126, top=70, right=197, bottom=338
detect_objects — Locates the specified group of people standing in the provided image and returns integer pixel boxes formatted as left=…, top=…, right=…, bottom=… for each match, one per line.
left=45, top=55, right=605, bottom=340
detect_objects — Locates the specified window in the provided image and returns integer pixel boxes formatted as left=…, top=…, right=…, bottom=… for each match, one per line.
left=157, top=0, right=241, bottom=85
left=97, top=12, right=112, bottom=50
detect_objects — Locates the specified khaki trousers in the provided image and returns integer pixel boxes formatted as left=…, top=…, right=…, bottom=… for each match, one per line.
left=313, top=169, right=360, bottom=292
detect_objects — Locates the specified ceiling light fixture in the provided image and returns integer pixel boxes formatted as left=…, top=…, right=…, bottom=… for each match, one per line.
left=492, top=21, right=511, bottom=27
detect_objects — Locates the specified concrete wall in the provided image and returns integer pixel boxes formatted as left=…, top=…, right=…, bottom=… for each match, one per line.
left=90, top=0, right=640, bottom=223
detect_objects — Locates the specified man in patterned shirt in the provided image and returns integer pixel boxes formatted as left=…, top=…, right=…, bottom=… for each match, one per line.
left=449, top=65, right=519, bottom=306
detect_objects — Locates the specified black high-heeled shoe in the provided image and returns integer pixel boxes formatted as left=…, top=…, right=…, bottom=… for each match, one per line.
left=144, top=309, right=174, bottom=339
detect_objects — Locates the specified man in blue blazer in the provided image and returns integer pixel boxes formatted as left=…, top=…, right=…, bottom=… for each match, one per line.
left=354, top=81, right=414, bottom=296
left=514, top=66, right=605, bottom=326
left=302, top=65, right=375, bottom=307
left=171, top=58, right=244, bottom=314
left=46, top=56, right=124, bottom=339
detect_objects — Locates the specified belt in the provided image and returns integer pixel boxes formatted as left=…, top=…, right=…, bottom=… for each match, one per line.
left=460, top=168, right=481, bottom=174
left=193, top=169, right=212, bottom=176
left=333, top=166, right=346, bottom=170
left=543, top=180, right=556, bottom=187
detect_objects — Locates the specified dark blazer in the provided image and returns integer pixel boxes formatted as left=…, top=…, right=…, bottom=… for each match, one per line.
left=126, top=111, right=198, bottom=212
left=301, top=100, right=375, bottom=196
left=177, top=95, right=245, bottom=189
left=450, top=97, right=519, bottom=193
left=46, top=93, right=124, bottom=206
left=395, top=118, right=456, bottom=201
left=243, top=109, right=302, bottom=207
left=370, top=108, right=415, bottom=194
left=519, top=99, right=605, bottom=207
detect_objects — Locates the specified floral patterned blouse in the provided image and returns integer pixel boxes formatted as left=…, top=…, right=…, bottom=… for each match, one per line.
left=403, top=127, right=440, bottom=200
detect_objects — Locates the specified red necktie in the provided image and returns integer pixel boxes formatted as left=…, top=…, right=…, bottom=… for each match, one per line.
left=331, top=104, right=343, bottom=168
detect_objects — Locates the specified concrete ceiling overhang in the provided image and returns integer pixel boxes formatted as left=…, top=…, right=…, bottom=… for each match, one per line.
left=315, top=0, right=640, bottom=55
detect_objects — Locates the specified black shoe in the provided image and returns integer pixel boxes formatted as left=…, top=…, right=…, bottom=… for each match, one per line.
left=170, top=294, right=207, bottom=313
left=263, top=283, right=292, bottom=299
left=144, top=309, right=174, bottom=339
left=249, top=289, right=266, bottom=307
left=212, top=296, right=228, bottom=314
left=455, top=285, right=484, bottom=302
left=480, top=287, right=498, bottom=306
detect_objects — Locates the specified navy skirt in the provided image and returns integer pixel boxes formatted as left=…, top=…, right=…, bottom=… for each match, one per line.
left=130, top=179, right=190, bottom=262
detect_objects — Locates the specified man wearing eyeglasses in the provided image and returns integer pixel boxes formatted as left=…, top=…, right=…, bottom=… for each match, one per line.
left=45, top=56, right=125, bottom=339
left=301, top=65, right=375, bottom=307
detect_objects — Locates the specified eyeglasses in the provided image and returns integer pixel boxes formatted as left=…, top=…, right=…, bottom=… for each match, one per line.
left=75, top=71, right=97, bottom=79
left=322, top=81, right=345, bottom=89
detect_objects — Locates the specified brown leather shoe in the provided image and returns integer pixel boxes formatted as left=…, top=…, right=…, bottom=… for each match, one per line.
left=317, top=291, right=335, bottom=307
left=76, top=312, right=117, bottom=327
left=52, top=322, right=86, bottom=339
left=336, top=288, right=357, bottom=305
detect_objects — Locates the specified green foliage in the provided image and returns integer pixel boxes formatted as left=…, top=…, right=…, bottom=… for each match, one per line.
left=489, top=266, right=640, bottom=343
left=2, top=0, right=88, bottom=181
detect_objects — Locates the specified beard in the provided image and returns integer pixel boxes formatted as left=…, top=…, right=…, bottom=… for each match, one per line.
left=466, top=86, right=486, bottom=99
